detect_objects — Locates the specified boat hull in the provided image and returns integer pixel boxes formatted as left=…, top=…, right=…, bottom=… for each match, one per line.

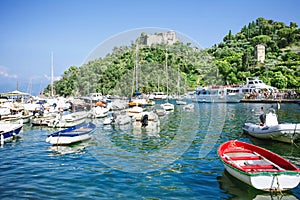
left=218, top=140, right=300, bottom=191
left=194, top=93, right=244, bottom=103
left=0, top=123, right=23, bottom=143
left=46, top=122, right=96, bottom=145
left=224, top=163, right=300, bottom=191
left=243, top=123, right=300, bottom=143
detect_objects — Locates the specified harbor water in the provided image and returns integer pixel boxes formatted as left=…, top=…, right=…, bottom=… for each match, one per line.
left=1, top=102, right=300, bottom=199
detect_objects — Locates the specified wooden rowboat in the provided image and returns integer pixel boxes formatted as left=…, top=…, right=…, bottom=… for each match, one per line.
left=46, top=122, right=96, bottom=145
left=218, top=140, right=300, bottom=191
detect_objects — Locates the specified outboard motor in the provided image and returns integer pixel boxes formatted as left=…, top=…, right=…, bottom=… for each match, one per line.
left=141, top=114, right=149, bottom=127
left=259, top=114, right=266, bottom=125
left=111, top=112, right=117, bottom=123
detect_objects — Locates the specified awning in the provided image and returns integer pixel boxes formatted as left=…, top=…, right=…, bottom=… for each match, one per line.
left=1, top=90, right=31, bottom=97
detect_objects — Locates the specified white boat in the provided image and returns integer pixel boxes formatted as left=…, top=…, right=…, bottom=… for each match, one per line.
left=218, top=140, right=300, bottom=191
left=91, top=106, right=109, bottom=118
left=238, top=77, right=276, bottom=95
left=160, top=102, right=174, bottom=111
left=149, top=92, right=167, bottom=100
left=176, top=100, right=187, bottom=105
left=0, top=123, right=23, bottom=144
left=46, top=122, right=96, bottom=145
left=47, top=111, right=89, bottom=128
left=132, top=111, right=160, bottom=137
left=243, top=110, right=300, bottom=143
left=194, top=86, right=244, bottom=103
left=124, top=106, right=144, bottom=117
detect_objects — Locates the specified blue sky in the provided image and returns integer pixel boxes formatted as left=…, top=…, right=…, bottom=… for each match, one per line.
left=1, top=0, right=299, bottom=95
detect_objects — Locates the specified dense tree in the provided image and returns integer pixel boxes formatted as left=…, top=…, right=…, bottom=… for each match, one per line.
left=45, top=18, right=300, bottom=97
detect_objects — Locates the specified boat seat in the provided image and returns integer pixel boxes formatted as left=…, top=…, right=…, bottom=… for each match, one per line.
left=224, top=149, right=253, bottom=154
left=229, top=155, right=260, bottom=160
left=242, top=164, right=275, bottom=170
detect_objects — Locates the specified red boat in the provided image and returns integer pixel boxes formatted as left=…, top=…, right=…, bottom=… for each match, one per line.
left=218, top=140, right=300, bottom=191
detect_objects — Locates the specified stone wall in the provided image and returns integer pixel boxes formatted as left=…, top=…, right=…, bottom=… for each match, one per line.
left=140, top=30, right=178, bottom=46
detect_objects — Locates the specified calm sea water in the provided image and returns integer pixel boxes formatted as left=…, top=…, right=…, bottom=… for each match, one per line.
left=1, top=102, right=299, bottom=200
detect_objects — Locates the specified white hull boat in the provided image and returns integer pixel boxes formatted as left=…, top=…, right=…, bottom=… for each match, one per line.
left=46, top=122, right=96, bottom=145
left=91, top=106, right=109, bottom=118
left=0, top=123, right=23, bottom=144
left=243, top=112, right=300, bottom=143
left=160, top=102, right=174, bottom=111
left=47, top=111, right=89, bottom=128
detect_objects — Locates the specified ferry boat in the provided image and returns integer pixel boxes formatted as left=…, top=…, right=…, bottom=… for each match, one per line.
left=193, top=77, right=276, bottom=103
left=194, top=86, right=244, bottom=103
left=237, top=77, right=276, bottom=95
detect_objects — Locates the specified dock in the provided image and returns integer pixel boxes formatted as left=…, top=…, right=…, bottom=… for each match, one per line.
left=240, top=99, right=300, bottom=104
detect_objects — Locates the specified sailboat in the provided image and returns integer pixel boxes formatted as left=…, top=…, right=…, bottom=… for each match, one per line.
left=160, top=49, right=174, bottom=111
left=128, top=43, right=154, bottom=107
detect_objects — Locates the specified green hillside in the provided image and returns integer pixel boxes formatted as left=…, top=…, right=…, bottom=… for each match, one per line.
left=45, top=17, right=300, bottom=97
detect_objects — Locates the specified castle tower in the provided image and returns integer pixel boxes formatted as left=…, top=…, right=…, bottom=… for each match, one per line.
left=254, top=44, right=265, bottom=63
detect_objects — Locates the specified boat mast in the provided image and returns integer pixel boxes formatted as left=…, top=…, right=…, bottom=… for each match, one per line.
left=166, top=49, right=168, bottom=98
left=177, top=63, right=180, bottom=97
left=51, top=51, right=54, bottom=97
left=135, top=43, right=139, bottom=94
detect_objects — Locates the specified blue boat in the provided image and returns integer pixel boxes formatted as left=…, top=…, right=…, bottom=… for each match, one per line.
left=0, top=123, right=23, bottom=144
left=46, top=122, right=96, bottom=145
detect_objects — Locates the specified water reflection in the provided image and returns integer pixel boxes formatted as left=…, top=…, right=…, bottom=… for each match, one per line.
left=48, top=141, right=90, bottom=155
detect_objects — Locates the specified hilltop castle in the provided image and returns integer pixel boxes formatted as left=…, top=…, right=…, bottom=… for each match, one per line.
left=140, top=30, right=178, bottom=46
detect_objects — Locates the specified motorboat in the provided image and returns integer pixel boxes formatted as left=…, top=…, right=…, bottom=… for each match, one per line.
left=160, top=102, right=174, bottom=111
left=47, top=111, right=89, bottom=128
left=0, top=123, right=23, bottom=144
left=46, top=122, right=96, bottom=145
left=243, top=110, right=300, bottom=143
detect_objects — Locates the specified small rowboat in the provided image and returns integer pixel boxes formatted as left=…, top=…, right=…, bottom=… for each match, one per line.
left=46, top=122, right=96, bottom=145
left=218, top=140, right=300, bottom=191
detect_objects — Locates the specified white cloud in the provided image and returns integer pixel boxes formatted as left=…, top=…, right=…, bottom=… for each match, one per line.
left=0, top=66, right=18, bottom=79
left=44, top=74, right=62, bottom=81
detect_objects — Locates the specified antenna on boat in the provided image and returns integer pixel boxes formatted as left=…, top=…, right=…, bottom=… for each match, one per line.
left=51, top=51, right=54, bottom=97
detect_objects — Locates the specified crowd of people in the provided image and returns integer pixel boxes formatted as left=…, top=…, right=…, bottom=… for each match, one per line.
left=244, top=89, right=300, bottom=100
